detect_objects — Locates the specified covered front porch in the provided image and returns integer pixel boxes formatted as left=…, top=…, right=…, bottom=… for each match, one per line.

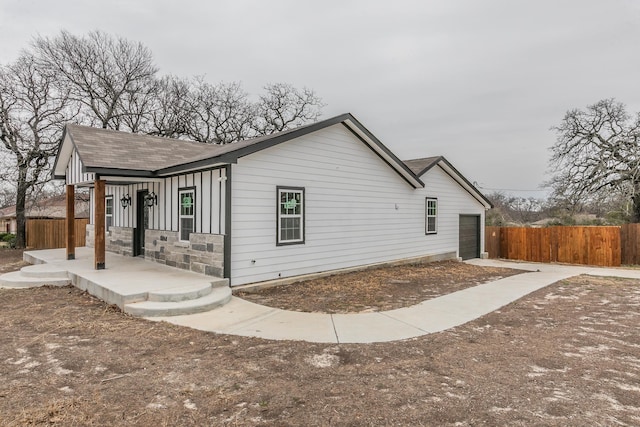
left=4, top=247, right=230, bottom=316
left=53, top=124, right=231, bottom=280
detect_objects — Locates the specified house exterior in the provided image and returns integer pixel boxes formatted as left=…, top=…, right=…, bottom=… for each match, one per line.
left=53, top=113, right=491, bottom=286
left=0, top=194, right=89, bottom=234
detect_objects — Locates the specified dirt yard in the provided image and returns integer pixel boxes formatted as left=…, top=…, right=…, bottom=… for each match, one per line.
left=234, top=261, right=524, bottom=313
left=0, top=248, right=28, bottom=274
left=1, top=259, right=640, bottom=425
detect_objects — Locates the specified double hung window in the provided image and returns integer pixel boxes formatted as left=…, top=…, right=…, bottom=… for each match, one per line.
left=426, top=198, right=437, bottom=234
left=179, top=189, right=195, bottom=241
left=105, top=196, right=113, bottom=231
left=277, top=187, right=304, bottom=245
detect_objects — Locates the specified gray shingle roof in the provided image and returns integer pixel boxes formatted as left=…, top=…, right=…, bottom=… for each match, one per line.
left=63, top=115, right=356, bottom=174
left=55, top=114, right=427, bottom=189
left=403, top=156, right=443, bottom=176
left=54, top=114, right=492, bottom=207
left=65, top=125, right=226, bottom=172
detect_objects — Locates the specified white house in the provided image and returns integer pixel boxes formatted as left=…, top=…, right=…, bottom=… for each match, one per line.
left=53, top=113, right=491, bottom=286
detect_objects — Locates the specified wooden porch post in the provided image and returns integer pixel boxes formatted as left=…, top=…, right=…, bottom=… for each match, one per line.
left=94, top=179, right=105, bottom=269
left=65, top=184, right=75, bottom=260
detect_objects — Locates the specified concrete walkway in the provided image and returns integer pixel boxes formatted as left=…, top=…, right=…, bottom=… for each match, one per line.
left=6, top=248, right=640, bottom=344
left=151, top=259, right=640, bottom=343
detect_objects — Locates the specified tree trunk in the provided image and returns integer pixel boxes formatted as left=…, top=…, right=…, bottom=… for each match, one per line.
left=14, top=166, right=28, bottom=249
left=633, top=193, right=640, bottom=224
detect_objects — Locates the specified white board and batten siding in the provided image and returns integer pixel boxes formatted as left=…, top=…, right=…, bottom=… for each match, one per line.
left=88, top=168, right=226, bottom=234
left=230, top=124, right=486, bottom=286
left=65, top=148, right=95, bottom=185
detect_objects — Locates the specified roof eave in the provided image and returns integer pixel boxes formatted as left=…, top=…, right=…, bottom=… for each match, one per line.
left=436, top=158, right=492, bottom=208
left=52, top=126, right=74, bottom=178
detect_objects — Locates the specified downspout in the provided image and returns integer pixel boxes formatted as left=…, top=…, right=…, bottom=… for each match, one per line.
left=224, top=164, right=232, bottom=282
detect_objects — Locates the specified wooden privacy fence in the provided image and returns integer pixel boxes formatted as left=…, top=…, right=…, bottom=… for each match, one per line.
left=26, top=219, right=89, bottom=249
left=485, top=226, right=629, bottom=267
left=621, top=223, right=640, bottom=265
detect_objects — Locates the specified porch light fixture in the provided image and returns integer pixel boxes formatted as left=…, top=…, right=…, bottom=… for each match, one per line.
left=120, top=194, right=131, bottom=208
left=145, top=192, right=158, bottom=207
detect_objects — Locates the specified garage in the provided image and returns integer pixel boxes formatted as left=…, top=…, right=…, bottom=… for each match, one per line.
left=459, top=215, right=480, bottom=260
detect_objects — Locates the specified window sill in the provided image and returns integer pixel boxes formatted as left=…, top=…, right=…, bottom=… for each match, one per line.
left=276, top=241, right=305, bottom=246
left=175, top=241, right=190, bottom=248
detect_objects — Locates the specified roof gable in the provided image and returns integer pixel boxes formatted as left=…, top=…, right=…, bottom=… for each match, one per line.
left=404, top=156, right=492, bottom=208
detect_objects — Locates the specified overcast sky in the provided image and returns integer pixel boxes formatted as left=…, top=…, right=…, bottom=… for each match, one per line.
left=2, top=0, right=640, bottom=197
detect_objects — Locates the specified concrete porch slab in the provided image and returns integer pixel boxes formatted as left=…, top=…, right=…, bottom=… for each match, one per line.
left=15, top=247, right=231, bottom=316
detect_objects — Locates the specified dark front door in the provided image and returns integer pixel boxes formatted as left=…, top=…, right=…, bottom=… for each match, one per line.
left=459, top=215, right=481, bottom=260
left=134, top=190, right=149, bottom=257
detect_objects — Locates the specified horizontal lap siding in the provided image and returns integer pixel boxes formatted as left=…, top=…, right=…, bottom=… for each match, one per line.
left=230, top=125, right=485, bottom=286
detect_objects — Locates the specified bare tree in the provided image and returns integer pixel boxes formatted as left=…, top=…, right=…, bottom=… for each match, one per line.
left=0, top=30, right=326, bottom=251
left=252, top=83, right=324, bottom=135
left=549, top=99, right=640, bottom=222
left=147, top=75, right=193, bottom=139
left=0, top=177, right=16, bottom=208
left=32, top=30, right=158, bottom=130
left=152, top=79, right=324, bottom=144
left=185, top=79, right=254, bottom=144
left=0, top=54, right=73, bottom=247
left=485, top=191, right=546, bottom=225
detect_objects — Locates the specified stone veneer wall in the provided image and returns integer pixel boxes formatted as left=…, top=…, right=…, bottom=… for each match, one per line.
left=106, top=227, right=134, bottom=257
left=86, top=224, right=95, bottom=248
left=85, top=224, right=134, bottom=256
left=145, top=230, right=224, bottom=277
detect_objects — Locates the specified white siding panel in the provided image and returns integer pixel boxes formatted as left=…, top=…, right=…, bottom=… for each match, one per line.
left=230, top=124, right=486, bottom=286
left=88, top=168, right=226, bottom=236
left=65, top=149, right=95, bottom=185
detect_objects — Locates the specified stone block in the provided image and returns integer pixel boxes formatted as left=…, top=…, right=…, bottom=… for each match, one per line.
left=190, top=262, right=206, bottom=275
left=205, top=265, right=223, bottom=277
left=189, top=233, right=207, bottom=244
left=206, top=243, right=214, bottom=252
left=191, top=243, right=206, bottom=251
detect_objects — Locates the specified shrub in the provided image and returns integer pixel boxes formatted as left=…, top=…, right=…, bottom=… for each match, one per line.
left=0, top=233, right=16, bottom=248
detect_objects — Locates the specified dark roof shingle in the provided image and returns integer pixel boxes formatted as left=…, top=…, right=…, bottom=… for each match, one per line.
left=403, top=156, right=443, bottom=176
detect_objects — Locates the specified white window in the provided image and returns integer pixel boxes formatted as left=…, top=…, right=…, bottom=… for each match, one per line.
left=179, top=188, right=195, bottom=241
left=105, top=196, right=113, bottom=231
left=426, top=198, right=437, bottom=234
left=277, top=187, right=304, bottom=245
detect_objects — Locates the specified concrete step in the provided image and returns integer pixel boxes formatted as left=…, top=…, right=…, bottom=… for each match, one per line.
left=211, top=278, right=229, bottom=288
left=0, top=271, right=71, bottom=288
left=147, top=282, right=213, bottom=302
left=124, top=286, right=232, bottom=317
left=20, top=264, right=69, bottom=279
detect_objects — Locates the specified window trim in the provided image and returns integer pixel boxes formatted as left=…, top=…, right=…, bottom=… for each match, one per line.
left=425, top=197, right=438, bottom=235
left=178, top=186, right=196, bottom=242
left=276, top=186, right=305, bottom=246
left=105, top=195, right=113, bottom=232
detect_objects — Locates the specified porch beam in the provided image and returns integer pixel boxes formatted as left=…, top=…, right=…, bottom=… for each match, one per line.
left=94, top=179, right=106, bottom=269
left=65, top=184, right=75, bottom=260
